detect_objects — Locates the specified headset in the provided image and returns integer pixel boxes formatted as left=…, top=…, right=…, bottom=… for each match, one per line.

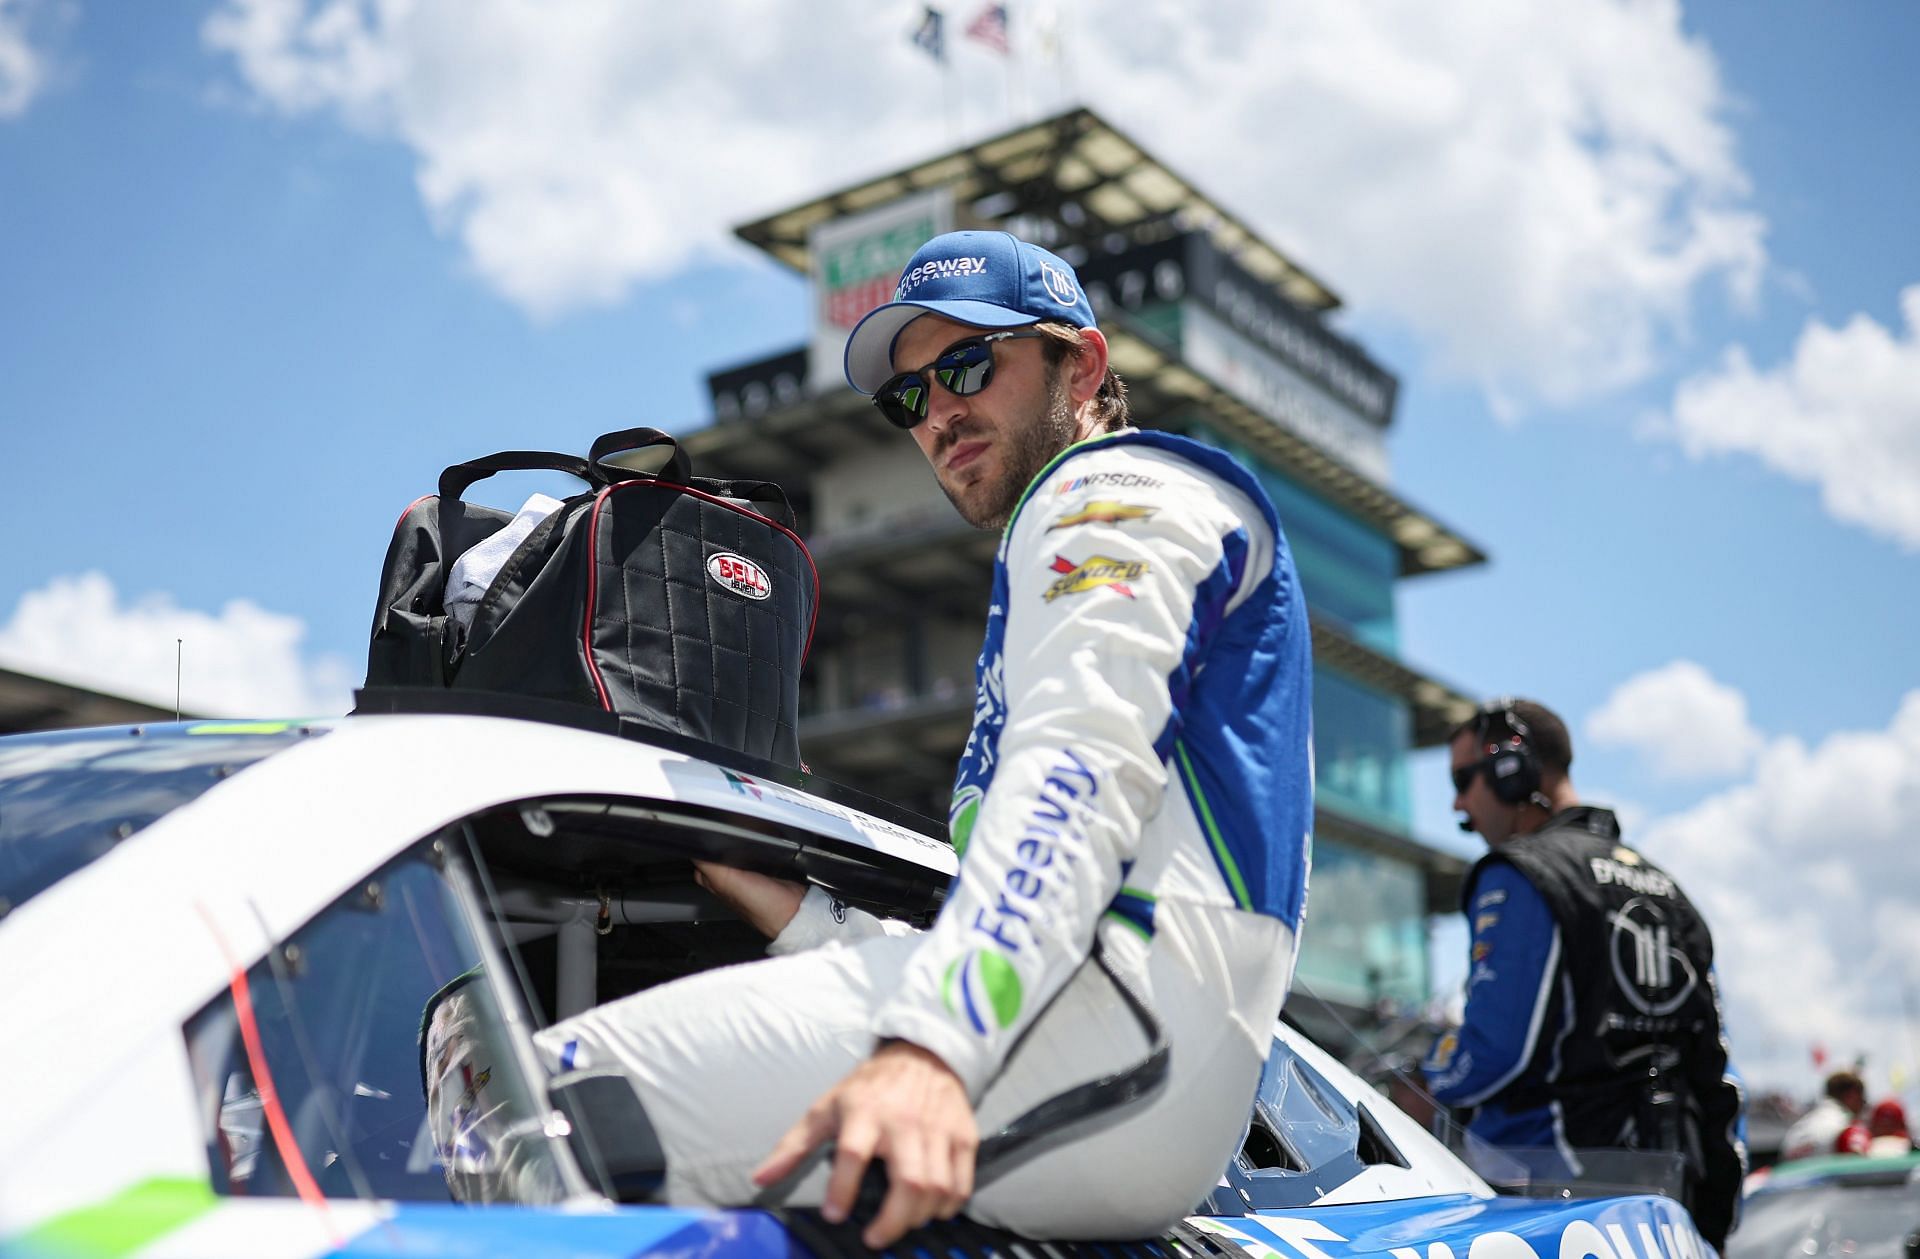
left=1470, top=698, right=1542, bottom=805
left=1456, top=698, right=1548, bottom=833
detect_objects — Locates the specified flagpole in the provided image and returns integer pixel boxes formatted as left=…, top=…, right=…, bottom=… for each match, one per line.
left=912, top=7, right=958, bottom=144
left=1004, top=0, right=1019, bottom=124
left=1903, top=981, right=1920, bottom=1113
left=1049, top=0, right=1073, bottom=107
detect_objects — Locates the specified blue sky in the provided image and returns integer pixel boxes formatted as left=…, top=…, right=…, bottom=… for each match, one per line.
left=1, top=0, right=1916, bottom=1096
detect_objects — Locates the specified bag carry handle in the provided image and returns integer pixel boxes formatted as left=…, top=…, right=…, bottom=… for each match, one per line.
left=438, top=451, right=608, bottom=504
left=590, top=427, right=692, bottom=485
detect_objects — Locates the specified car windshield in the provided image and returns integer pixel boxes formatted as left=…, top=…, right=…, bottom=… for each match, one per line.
left=0, top=722, right=327, bottom=915
left=1731, top=1175, right=1920, bottom=1259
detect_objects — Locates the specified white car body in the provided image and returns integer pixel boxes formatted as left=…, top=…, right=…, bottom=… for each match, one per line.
left=0, top=713, right=1706, bottom=1259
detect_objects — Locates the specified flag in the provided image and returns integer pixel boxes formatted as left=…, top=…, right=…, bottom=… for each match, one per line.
left=966, top=2, right=1011, bottom=55
left=911, top=6, right=946, bottom=62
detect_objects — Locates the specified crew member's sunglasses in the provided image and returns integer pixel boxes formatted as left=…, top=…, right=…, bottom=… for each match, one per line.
left=1450, top=762, right=1488, bottom=795
left=872, top=329, right=1045, bottom=430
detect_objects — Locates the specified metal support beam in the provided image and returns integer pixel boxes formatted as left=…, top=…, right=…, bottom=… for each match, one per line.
left=555, top=913, right=598, bottom=1020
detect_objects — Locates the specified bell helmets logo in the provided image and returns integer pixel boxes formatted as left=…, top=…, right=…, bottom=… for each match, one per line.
left=706, top=552, right=772, bottom=600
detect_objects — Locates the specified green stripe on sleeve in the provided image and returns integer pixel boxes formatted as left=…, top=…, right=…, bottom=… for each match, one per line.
left=1175, top=740, right=1253, bottom=909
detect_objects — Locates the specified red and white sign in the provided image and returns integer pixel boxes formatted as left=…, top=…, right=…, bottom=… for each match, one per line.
left=806, top=187, right=954, bottom=394
left=707, top=552, right=772, bottom=600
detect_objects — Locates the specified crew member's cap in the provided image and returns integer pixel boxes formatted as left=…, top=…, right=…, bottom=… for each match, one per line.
left=843, top=230, right=1098, bottom=394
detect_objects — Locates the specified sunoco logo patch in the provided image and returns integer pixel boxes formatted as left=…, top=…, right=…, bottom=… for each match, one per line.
left=1043, top=553, right=1147, bottom=602
left=707, top=552, right=771, bottom=600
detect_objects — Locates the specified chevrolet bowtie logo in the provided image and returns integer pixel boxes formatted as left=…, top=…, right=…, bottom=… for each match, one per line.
left=1048, top=500, right=1158, bottom=531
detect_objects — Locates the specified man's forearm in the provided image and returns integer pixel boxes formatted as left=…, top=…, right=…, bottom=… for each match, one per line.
left=693, top=861, right=807, bottom=938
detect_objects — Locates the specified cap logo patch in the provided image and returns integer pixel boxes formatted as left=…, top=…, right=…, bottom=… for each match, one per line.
left=707, top=552, right=772, bottom=600
left=896, top=255, right=989, bottom=299
left=1040, top=260, right=1079, bottom=306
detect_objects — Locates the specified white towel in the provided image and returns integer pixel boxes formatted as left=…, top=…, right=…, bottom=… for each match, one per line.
left=445, top=493, right=563, bottom=631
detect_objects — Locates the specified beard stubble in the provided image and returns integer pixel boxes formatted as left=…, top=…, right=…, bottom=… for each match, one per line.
left=935, top=366, right=1078, bottom=531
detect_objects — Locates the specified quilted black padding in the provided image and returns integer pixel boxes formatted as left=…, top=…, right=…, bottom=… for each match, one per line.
left=588, top=482, right=813, bottom=766
left=363, top=434, right=815, bottom=769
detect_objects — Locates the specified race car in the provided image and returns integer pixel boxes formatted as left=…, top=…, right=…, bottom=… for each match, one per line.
left=0, top=701, right=1715, bottom=1258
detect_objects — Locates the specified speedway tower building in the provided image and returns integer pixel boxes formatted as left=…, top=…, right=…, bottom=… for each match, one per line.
left=679, top=108, right=1485, bottom=1043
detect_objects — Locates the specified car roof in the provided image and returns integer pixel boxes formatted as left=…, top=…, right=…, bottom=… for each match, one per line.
left=0, top=712, right=953, bottom=914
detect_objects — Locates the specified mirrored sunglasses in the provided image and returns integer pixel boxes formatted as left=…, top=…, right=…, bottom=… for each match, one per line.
left=873, top=329, right=1045, bottom=430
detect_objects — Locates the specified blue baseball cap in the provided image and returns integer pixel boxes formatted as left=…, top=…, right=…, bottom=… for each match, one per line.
left=843, top=230, right=1098, bottom=394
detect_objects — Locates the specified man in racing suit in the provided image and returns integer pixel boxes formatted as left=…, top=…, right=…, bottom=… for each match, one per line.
left=1422, top=698, right=1744, bottom=1249
left=445, top=231, right=1314, bottom=1247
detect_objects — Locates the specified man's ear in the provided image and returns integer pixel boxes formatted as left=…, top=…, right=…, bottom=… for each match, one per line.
left=1068, top=328, right=1111, bottom=405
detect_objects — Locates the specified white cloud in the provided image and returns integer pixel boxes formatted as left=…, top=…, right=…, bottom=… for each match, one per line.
left=1666, top=286, right=1920, bottom=550
left=1635, top=690, right=1920, bottom=1096
left=202, top=0, right=1763, bottom=401
left=0, top=573, right=355, bottom=717
left=1586, top=660, right=1763, bottom=779
left=0, top=0, right=55, bottom=118
left=202, top=0, right=945, bottom=317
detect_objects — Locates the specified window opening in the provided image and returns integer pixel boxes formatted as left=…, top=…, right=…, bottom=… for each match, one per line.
left=183, top=844, right=569, bottom=1203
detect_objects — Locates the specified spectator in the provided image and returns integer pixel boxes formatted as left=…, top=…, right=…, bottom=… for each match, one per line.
left=1780, top=1070, right=1866, bottom=1162
left=1867, top=1099, right=1913, bottom=1156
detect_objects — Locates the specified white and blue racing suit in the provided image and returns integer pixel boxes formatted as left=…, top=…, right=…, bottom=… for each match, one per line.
left=524, top=431, right=1314, bottom=1237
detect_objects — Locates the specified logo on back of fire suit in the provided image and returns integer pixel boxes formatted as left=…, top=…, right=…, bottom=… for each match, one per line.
left=1609, top=896, right=1699, bottom=1015
left=1044, top=554, right=1147, bottom=601
left=1047, top=500, right=1157, bottom=531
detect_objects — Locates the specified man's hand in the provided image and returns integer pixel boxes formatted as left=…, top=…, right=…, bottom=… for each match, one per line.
left=692, top=860, right=806, bottom=939
left=753, top=1040, right=978, bottom=1249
